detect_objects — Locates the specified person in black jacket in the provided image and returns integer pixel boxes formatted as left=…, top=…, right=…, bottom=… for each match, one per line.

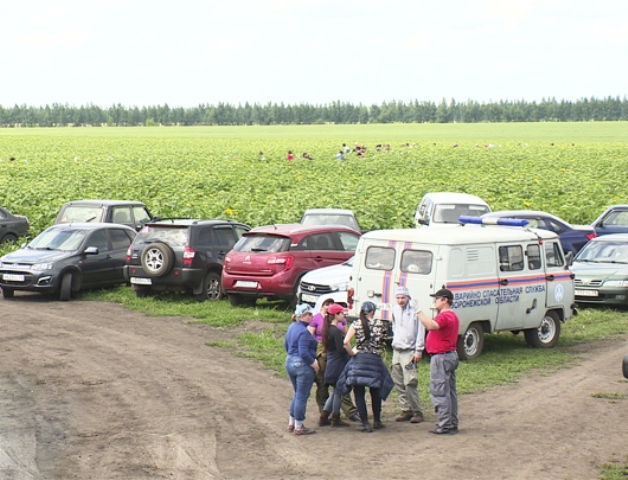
left=321, top=304, right=352, bottom=427
left=341, top=301, right=394, bottom=432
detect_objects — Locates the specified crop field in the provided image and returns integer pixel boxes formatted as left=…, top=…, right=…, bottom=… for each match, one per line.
left=1, top=122, right=627, bottom=238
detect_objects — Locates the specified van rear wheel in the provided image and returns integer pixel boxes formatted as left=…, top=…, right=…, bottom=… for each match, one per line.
left=457, top=323, right=484, bottom=360
left=525, top=311, right=560, bottom=348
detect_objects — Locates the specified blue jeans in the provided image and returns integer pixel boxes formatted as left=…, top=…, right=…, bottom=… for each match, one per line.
left=323, top=385, right=342, bottom=415
left=286, top=355, right=316, bottom=422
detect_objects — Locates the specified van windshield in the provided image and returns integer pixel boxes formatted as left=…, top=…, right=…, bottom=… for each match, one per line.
left=434, top=204, right=489, bottom=224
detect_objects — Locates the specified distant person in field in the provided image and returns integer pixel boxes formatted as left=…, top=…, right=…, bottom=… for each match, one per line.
left=287, top=151, right=295, bottom=161
left=342, top=143, right=351, bottom=154
left=303, top=152, right=313, bottom=160
left=258, top=151, right=266, bottom=161
left=336, top=151, right=345, bottom=161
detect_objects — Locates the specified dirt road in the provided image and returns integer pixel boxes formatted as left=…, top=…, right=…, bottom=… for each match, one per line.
left=1, top=294, right=626, bottom=479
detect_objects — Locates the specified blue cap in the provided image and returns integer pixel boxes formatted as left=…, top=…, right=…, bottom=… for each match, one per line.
left=295, top=303, right=315, bottom=316
left=361, top=301, right=377, bottom=314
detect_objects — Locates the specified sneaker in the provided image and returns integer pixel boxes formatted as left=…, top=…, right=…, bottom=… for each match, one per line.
left=428, top=427, right=457, bottom=435
left=287, top=425, right=295, bottom=433
left=294, top=427, right=316, bottom=436
left=348, top=413, right=361, bottom=422
left=410, top=414, right=424, bottom=424
left=395, top=411, right=413, bottom=422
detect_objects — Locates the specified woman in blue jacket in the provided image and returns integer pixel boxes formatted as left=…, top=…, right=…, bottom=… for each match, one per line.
left=284, top=303, right=320, bottom=436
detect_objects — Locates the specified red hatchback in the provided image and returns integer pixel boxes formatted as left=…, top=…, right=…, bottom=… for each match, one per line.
left=222, top=224, right=361, bottom=306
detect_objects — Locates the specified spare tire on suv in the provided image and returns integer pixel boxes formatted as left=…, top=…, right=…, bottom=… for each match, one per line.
left=124, top=219, right=250, bottom=301
left=141, top=243, right=175, bottom=277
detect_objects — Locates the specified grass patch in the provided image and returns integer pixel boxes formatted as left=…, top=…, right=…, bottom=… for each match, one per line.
left=599, top=457, right=628, bottom=480
left=591, top=392, right=626, bottom=400
left=81, top=286, right=289, bottom=327
left=205, top=341, right=234, bottom=348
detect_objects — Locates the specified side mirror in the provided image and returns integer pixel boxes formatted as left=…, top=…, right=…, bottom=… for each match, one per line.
left=418, top=218, right=428, bottom=226
left=84, top=246, right=99, bottom=255
left=564, top=251, right=574, bottom=267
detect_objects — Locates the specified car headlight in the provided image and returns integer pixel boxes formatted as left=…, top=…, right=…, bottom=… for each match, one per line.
left=32, top=263, right=54, bottom=270
left=602, top=280, right=628, bottom=287
left=330, top=282, right=349, bottom=292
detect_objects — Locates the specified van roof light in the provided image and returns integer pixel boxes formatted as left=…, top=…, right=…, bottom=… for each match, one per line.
left=459, top=216, right=529, bottom=227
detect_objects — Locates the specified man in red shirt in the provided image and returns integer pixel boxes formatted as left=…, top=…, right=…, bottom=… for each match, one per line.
left=416, top=288, right=460, bottom=435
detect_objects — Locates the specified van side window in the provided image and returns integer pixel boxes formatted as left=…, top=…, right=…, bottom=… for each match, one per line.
left=499, top=245, right=524, bottom=272
left=365, top=246, right=395, bottom=270
left=526, top=244, right=542, bottom=270
left=544, top=242, right=564, bottom=267
left=401, top=250, right=432, bottom=274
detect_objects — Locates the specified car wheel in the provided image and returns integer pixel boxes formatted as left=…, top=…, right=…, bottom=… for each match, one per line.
left=456, top=322, right=484, bottom=360
left=524, top=311, right=561, bottom=348
left=196, top=272, right=223, bottom=302
left=133, top=285, right=152, bottom=298
left=59, top=272, right=72, bottom=301
left=623, top=353, right=628, bottom=379
left=0, top=233, right=18, bottom=245
left=141, top=243, right=174, bottom=277
left=2, top=287, right=15, bottom=299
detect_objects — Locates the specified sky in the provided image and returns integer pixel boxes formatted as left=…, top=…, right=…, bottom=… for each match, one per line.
left=2, top=0, right=626, bottom=108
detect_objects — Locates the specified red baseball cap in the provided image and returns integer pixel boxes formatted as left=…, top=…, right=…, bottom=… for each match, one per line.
left=328, top=303, right=349, bottom=314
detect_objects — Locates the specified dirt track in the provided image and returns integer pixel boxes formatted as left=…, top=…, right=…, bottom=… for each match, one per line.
left=1, top=293, right=626, bottom=480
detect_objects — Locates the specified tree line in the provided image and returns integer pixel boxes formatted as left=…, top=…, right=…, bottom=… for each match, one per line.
left=1, top=96, right=626, bottom=127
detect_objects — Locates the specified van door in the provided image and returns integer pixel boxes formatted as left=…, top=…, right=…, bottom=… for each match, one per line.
left=544, top=240, right=574, bottom=319
left=494, top=242, right=546, bottom=331
left=396, top=243, right=438, bottom=316
left=356, top=241, right=398, bottom=321
left=446, top=245, right=498, bottom=332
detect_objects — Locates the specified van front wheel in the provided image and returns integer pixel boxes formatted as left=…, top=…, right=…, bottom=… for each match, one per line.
left=525, top=311, right=561, bottom=348
left=457, top=323, right=484, bottom=360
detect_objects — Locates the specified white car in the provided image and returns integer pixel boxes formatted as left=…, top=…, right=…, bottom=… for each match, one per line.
left=300, top=209, right=362, bottom=232
left=297, top=257, right=353, bottom=312
left=415, top=192, right=490, bottom=228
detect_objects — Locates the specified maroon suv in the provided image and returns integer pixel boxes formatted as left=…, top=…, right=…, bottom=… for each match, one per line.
left=222, top=224, right=361, bottom=306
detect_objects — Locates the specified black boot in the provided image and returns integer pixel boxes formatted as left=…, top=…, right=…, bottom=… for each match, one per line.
left=359, top=419, right=373, bottom=433
left=372, top=414, right=385, bottom=430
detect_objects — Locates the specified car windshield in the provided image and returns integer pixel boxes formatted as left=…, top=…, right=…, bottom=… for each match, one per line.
left=234, top=234, right=290, bottom=253
left=59, top=206, right=105, bottom=223
left=136, top=226, right=188, bottom=247
left=575, top=241, right=628, bottom=263
left=434, top=204, right=489, bottom=224
left=301, top=214, right=359, bottom=231
left=29, top=229, right=87, bottom=251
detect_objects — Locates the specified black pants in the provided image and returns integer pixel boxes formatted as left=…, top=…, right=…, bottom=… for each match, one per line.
left=353, top=385, right=381, bottom=421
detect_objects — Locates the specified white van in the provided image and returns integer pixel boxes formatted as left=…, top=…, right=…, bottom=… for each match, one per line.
left=415, top=192, right=490, bottom=227
left=347, top=221, right=576, bottom=359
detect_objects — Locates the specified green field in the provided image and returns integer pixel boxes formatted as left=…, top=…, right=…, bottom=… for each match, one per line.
left=1, top=122, right=628, bottom=238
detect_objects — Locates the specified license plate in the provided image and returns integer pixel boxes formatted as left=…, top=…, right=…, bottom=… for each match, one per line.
left=130, top=277, right=152, bottom=285
left=301, top=293, right=318, bottom=303
left=2, top=274, right=25, bottom=282
left=575, top=289, right=598, bottom=297
left=235, top=281, right=258, bottom=288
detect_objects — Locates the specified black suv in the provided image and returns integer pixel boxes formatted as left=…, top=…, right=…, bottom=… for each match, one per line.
left=123, top=219, right=250, bottom=301
left=55, top=200, right=153, bottom=232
